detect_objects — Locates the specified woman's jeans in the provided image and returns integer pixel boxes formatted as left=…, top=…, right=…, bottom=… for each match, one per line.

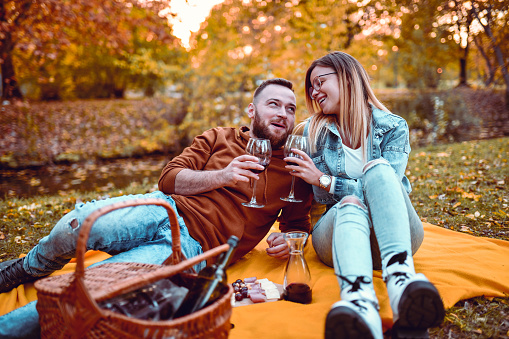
left=0, top=190, right=204, bottom=339
left=311, top=160, right=424, bottom=290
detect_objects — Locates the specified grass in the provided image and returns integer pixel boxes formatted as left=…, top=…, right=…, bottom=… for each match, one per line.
left=0, top=137, right=508, bottom=338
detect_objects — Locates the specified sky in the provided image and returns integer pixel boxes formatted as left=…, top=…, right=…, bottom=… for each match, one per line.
left=167, top=0, right=225, bottom=49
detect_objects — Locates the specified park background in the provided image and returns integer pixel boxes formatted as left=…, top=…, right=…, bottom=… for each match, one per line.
left=0, top=0, right=508, bottom=337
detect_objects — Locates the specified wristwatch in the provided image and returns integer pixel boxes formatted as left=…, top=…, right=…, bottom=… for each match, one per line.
left=318, top=174, right=332, bottom=190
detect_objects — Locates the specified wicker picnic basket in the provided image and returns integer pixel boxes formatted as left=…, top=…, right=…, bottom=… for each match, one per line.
left=35, top=198, right=233, bottom=339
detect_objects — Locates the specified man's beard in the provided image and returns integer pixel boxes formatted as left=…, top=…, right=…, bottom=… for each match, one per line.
left=252, top=110, right=290, bottom=149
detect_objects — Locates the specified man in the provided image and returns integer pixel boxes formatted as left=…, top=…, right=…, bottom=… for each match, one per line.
left=0, top=78, right=313, bottom=337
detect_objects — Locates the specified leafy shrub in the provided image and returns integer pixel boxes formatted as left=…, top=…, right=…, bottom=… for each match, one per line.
left=1, top=88, right=506, bottom=168
left=380, top=88, right=505, bottom=147
left=0, top=98, right=185, bottom=168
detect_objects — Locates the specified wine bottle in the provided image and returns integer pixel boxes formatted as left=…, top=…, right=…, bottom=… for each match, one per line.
left=173, top=235, right=239, bottom=318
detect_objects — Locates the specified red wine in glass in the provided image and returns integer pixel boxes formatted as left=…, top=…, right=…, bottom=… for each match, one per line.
left=242, top=138, right=272, bottom=208
left=281, top=135, right=309, bottom=202
left=249, top=160, right=270, bottom=174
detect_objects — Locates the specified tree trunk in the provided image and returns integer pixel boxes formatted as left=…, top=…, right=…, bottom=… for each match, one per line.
left=472, top=5, right=509, bottom=110
left=472, top=35, right=495, bottom=86
left=0, top=32, right=23, bottom=101
left=457, top=45, right=469, bottom=87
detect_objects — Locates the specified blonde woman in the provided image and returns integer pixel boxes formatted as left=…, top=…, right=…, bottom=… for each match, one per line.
left=287, top=52, right=444, bottom=338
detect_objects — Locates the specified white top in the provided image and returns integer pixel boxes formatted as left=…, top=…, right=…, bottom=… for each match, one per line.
left=328, top=144, right=364, bottom=193
left=343, top=144, right=364, bottom=179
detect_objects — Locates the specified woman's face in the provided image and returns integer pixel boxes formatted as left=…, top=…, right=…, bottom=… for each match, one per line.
left=309, top=65, right=340, bottom=115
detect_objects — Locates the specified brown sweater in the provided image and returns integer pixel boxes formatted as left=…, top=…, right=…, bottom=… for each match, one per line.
left=158, top=126, right=313, bottom=263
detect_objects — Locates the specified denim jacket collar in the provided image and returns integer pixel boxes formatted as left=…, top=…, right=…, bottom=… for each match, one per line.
left=305, top=104, right=412, bottom=206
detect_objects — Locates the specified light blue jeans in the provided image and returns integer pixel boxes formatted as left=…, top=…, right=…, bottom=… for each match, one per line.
left=311, top=160, right=424, bottom=291
left=0, top=190, right=204, bottom=339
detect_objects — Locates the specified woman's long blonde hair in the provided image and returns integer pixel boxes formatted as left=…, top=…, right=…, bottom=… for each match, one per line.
left=304, top=51, right=388, bottom=156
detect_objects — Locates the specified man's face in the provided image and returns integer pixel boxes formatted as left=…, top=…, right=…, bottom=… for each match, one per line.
left=248, top=84, right=296, bottom=149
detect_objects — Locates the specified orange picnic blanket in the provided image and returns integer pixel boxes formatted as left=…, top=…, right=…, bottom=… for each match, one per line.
left=1, top=223, right=508, bottom=338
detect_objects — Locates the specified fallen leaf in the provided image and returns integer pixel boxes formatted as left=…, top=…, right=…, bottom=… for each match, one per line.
left=462, top=192, right=481, bottom=201
left=460, top=226, right=473, bottom=233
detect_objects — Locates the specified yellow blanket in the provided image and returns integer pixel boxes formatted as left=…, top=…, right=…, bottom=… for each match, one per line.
left=1, top=223, right=509, bottom=338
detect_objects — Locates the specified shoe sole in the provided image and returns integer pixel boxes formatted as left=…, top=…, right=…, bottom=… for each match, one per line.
left=325, top=306, right=375, bottom=339
left=396, top=280, right=445, bottom=330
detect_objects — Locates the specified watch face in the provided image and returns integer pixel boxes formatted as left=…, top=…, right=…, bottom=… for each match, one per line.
left=320, top=175, right=331, bottom=186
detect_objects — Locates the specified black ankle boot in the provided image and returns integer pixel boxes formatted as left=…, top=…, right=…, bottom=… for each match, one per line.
left=0, top=257, right=38, bottom=293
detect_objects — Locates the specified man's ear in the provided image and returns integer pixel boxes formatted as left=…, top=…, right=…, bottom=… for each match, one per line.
left=247, top=103, right=255, bottom=119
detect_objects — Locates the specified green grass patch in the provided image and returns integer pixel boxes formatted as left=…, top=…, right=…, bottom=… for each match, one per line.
left=409, top=137, right=508, bottom=241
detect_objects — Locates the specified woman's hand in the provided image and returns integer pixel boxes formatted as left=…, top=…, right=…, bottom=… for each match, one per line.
left=284, top=148, right=323, bottom=187
left=266, top=232, right=289, bottom=260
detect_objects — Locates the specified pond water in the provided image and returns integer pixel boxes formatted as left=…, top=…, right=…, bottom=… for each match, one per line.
left=0, top=155, right=171, bottom=199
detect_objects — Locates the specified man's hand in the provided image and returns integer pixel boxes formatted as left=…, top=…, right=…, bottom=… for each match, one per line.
left=219, top=154, right=264, bottom=186
left=266, top=232, right=289, bottom=260
left=174, top=154, right=264, bottom=195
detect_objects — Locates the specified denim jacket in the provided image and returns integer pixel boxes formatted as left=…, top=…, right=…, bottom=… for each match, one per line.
left=304, top=105, right=412, bottom=206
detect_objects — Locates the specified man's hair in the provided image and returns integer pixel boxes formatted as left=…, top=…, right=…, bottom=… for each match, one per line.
left=253, top=78, right=293, bottom=104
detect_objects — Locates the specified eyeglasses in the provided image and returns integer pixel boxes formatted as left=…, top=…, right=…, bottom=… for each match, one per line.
left=309, top=72, right=337, bottom=97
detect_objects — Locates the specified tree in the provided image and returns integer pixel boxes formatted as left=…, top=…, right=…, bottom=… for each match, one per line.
left=186, top=0, right=367, bottom=122
left=0, top=0, right=175, bottom=101
left=471, top=1, right=509, bottom=108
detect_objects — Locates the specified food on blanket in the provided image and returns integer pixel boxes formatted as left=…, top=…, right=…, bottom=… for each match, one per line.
left=249, top=291, right=266, bottom=303
left=235, top=292, right=244, bottom=301
left=283, top=283, right=312, bottom=304
left=231, top=277, right=282, bottom=304
left=264, top=288, right=281, bottom=300
left=244, top=277, right=257, bottom=283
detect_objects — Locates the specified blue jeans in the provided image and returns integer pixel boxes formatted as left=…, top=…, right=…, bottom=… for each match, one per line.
left=0, top=190, right=204, bottom=339
left=311, top=160, right=424, bottom=290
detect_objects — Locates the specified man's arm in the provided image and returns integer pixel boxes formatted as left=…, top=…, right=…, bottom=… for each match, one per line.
left=173, top=155, right=264, bottom=195
left=159, top=128, right=263, bottom=195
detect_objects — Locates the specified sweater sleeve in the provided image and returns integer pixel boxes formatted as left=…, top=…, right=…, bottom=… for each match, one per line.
left=158, top=130, right=215, bottom=194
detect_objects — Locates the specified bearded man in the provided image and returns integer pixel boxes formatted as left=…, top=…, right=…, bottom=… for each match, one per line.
left=0, top=78, right=313, bottom=338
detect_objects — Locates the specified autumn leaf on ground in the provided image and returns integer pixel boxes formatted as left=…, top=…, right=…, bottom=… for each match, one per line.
left=462, top=192, right=481, bottom=201
left=460, top=226, right=473, bottom=233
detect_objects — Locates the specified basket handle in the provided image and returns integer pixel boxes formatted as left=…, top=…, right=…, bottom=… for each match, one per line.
left=61, top=198, right=231, bottom=336
left=76, top=198, right=182, bottom=277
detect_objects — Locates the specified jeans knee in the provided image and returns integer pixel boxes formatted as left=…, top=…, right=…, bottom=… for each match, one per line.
left=362, top=158, right=390, bottom=174
left=339, top=195, right=367, bottom=210
left=51, top=211, right=82, bottom=242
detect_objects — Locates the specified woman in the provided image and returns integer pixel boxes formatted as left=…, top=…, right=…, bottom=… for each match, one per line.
left=288, top=51, right=444, bottom=338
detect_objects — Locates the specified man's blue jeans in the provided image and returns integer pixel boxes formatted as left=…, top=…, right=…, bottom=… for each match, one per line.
left=0, top=190, right=204, bottom=339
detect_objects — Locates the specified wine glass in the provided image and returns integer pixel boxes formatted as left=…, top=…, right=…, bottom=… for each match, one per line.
left=242, top=138, right=272, bottom=208
left=280, top=135, right=309, bottom=202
